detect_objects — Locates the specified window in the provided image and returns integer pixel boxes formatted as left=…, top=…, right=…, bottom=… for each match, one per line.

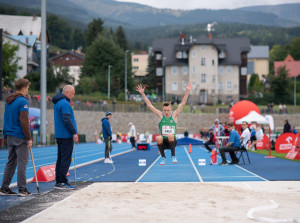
left=66, top=57, right=69, bottom=61
left=219, top=66, right=224, bottom=74
left=226, top=66, right=232, bottom=74
left=201, top=45, right=206, bottom=51
left=227, top=82, right=232, bottom=90
left=182, top=81, right=187, bottom=91
left=172, top=66, right=178, bottom=75
left=134, top=58, right=139, bottom=62
left=201, top=58, right=206, bottom=66
left=133, top=66, right=139, bottom=71
left=212, top=59, right=215, bottom=66
left=201, top=73, right=206, bottom=83
left=219, top=82, right=223, bottom=90
left=172, top=81, right=178, bottom=91
left=183, top=52, right=188, bottom=58
left=212, top=75, right=216, bottom=82
left=72, top=57, right=76, bottom=60
left=182, top=66, right=188, bottom=75
left=156, top=68, right=163, bottom=76
left=192, top=66, right=196, bottom=74
left=176, top=51, right=182, bottom=59
left=192, top=50, right=196, bottom=57
left=156, top=54, right=162, bottom=60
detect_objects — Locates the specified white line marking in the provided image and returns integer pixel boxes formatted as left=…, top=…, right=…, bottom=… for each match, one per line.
left=234, top=164, right=268, bottom=181
left=135, top=156, right=160, bottom=183
left=243, top=182, right=258, bottom=192
left=184, top=146, right=203, bottom=182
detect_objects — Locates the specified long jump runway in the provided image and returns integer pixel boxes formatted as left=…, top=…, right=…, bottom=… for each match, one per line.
left=1, top=143, right=300, bottom=222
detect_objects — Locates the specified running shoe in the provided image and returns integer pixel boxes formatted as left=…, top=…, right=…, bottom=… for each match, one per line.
left=160, top=157, right=166, bottom=165
left=172, top=156, right=178, bottom=163
left=18, top=188, right=32, bottom=196
left=0, top=188, right=16, bottom=196
left=219, top=162, right=228, bottom=166
left=55, top=183, right=75, bottom=190
left=104, top=158, right=114, bottom=164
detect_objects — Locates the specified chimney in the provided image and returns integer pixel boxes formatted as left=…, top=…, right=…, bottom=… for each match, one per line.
left=208, top=33, right=212, bottom=41
left=30, top=31, right=33, bottom=35
left=190, top=36, right=193, bottom=43
left=26, top=37, right=29, bottom=44
left=33, top=15, right=36, bottom=20
left=180, top=33, right=186, bottom=45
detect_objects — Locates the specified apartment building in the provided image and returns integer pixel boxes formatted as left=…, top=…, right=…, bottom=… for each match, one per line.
left=152, top=34, right=250, bottom=104
left=131, top=52, right=149, bottom=77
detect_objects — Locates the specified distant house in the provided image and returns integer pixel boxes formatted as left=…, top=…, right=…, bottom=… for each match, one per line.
left=152, top=34, right=250, bottom=104
left=131, top=52, right=149, bottom=77
left=247, top=45, right=269, bottom=80
left=274, top=55, right=300, bottom=77
left=0, top=15, right=51, bottom=74
left=3, top=34, right=39, bottom=78
left=50, top=51, right=84, bottom=86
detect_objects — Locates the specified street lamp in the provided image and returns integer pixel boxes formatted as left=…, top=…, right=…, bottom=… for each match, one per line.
left=125, top=50, right=129, bottom=101
left=108, top=65, right=112, bottom=99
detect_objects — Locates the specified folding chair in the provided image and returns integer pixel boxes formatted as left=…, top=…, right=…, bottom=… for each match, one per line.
left=237, top=140, right=251, bottom=165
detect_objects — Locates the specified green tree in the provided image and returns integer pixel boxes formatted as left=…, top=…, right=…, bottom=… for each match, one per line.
left=47, top=14, right=73, bottom=49
left=248, top=74, right=262, bottom=94
left=142, top=54, right=157, bottom=90
left=2, top=42, right=21, bottom=87
left=287, top=37, right=300, bottom=60
left=85, top=18, right=104, bottom=47
left=80, top=37, right=133, bottom=97
left=72, top=28, right=85, bottom=50
left=115, top=26, right=127, bottom=50
left=269, top=66, right=292, bottom=104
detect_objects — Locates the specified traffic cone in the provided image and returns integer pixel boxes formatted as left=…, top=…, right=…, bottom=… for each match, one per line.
left=210, top=149, right=217, bottom=165
left=189, top=144, right=192, bottom=153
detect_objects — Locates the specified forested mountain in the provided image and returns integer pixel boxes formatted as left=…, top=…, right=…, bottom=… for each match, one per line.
left=0, top=0, right=299, bottom=28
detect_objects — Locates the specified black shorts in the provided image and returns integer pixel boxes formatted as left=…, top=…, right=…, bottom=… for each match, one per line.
left=162, top=137, right=177, bottom=150
left=250, top=135, right=257, bottom=143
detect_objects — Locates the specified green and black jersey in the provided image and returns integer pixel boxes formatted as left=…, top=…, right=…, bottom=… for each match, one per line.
left=158, top=113, right=177, bottom=139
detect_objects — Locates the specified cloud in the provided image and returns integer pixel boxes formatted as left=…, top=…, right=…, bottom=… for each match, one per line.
left=116, top=0, right=300, bottom=10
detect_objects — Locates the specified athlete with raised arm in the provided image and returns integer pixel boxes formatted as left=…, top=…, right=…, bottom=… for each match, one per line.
left=136, top=82, right=192, bottom=165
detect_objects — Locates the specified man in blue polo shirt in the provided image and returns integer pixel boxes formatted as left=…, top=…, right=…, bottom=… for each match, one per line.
left=219, top=122, right=240, bottom=165
left=52, top=85, right=78, bottom=189
left=1, top=78, right=32, bottom=196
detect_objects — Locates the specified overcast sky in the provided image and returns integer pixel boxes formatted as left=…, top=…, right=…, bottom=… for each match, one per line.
left=116, top=0, right=300, bottom=10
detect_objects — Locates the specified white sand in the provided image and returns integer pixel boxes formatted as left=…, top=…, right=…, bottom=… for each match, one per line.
left=25, top=182, right=300, bottom=223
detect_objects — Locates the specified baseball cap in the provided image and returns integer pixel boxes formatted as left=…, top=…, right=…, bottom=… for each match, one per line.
left=106, top=111, right=112, bottom=116
left=128, top=122, right=133, bottom=126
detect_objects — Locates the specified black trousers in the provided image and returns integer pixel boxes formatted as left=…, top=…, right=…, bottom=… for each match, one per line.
left=130, top=136, right=135, bottom=148
left=55, top=138, right=74, bottom=184
left=219, top=146, right=239, bottom=163
left=204, top=141, right=215, bottom=152
left=104, top=138, right=112, bottom=158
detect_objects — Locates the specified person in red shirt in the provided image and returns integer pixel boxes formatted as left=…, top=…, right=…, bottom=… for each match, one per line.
left=204, top=128, right=215, bottom=152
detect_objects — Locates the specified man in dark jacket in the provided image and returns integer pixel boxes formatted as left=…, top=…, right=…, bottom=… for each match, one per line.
left=204, top=128, right=215, bottom=152
left=283, top=120, right=292, bottom=133
left=52, top=85, right=78, bottom=190
left=0, top=78, right=32, bottom=196
left=102, top=111, right=113, bottom=163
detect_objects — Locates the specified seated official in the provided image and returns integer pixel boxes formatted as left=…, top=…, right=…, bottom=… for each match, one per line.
left=219, top=122, right=241, bottom=165
left=240, top=121, right=251, bottom=150
left=204, top=128, right=215, bottom=152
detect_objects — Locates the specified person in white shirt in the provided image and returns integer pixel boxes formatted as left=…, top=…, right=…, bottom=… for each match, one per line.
left=128, top=122, right=136, bottom=149
left=240, top=121, right=251, bottom=150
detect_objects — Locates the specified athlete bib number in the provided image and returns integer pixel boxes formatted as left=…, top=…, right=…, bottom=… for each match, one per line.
left=162, top=126, right=175, bottom=135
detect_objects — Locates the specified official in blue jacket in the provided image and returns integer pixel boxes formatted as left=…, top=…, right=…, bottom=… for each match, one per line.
left=219, top=122, right=241, bottom=165
left=52, top=85, right=78, bottom=190
left=0, top=78, right=32, bottom=197
left=102, top=111, right=113, bottom=163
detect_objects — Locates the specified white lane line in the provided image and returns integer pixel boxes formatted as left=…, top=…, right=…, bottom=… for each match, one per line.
left=234, top=164, right=268, bottom=181
left=184, top=146, right=203, bottom=182
left=243, top=182, right=258, bottom=192
left=135, top=156, right=160, bottom=183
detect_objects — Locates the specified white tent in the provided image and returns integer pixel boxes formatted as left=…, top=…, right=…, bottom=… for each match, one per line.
left=235, top=111, right=269, bottom=124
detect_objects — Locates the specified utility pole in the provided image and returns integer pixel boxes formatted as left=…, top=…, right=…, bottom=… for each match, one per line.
left=0, top=29, right=3, bottom=101
left=108, top=65, right=112, bottom=99
left=125, top=50, right=129, bottom=101
left=40, top=0, right=47, bottom=144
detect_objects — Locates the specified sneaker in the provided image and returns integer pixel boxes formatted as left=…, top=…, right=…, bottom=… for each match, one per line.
left=104, top=158, right=114, bottom=164
left=132, top=147, right=136, bottom=150
left=55, top=183, right=75, bottom=190
left=230, top=159, right=239, bottom=165
left=172, top=156, right=178, bottom=163
left=0, top=188, right=17, bottom=196
left=18, top=188, right=32, bottom=197
left=219, top=162, right=228, bottom=166
left=160, top=157, right=166, bottom=165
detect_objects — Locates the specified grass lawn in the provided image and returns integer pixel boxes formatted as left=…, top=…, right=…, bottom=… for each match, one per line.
left=251, top=149, right=300, bottom=163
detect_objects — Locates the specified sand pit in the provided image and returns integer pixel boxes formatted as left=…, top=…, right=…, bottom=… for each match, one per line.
left=24, top=182, right=300, bottom=223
